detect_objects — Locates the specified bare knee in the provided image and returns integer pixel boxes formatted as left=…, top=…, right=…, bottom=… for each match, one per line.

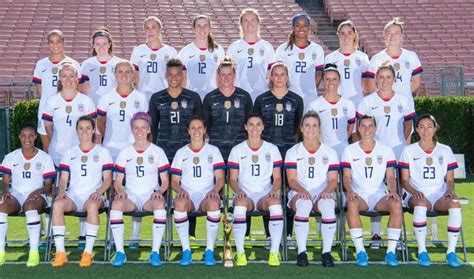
left=173, top=197, right=188, bottom=212
left=449, top=200, right=461, bottom=209
left=205, top=198, right=220, bottom=211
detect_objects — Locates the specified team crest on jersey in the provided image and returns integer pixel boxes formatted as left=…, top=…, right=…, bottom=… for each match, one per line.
left=148, top=154, right=154, bottom=164
left=181, top=99, right=188, bottom=109
left=150, top=53, right=157, bottom=61
left=247, top=48, right=254, bottom=56
left=199, top=54, right=206, bottom=62
left=193, top=156, right=200, bottom=165
left=384, top=106, right=391, bottom=114
left=137, top=157, right=143, bottom=165
left=308, top=157, right=315, bottom=165
left=377, top=155, right=383, bottom=164
left=35, top=161, right=42, bottom=171
left=355, top=58, right=361, bottom=66
left=331, top=108, right=338, bottom=116
left=171, top=101, right=178, bottom=110
left=93, top=153, right=99, bottom=163
left=23, top=162, right=30, bottom=170
left=438, top=155, right=444, bottom=165
left=285, top=101, right=292, bottom=112
left=100, top=66, right=106, bottom=74
left=312, top=52, right=317, bottom=60
left=322, top=156, right=328, bottom=165
left=164, top=54, right=169, bottom=62
left=224, top=100, right=231, bottom=109
left=234, top=98, right=240, bottom=109
left=252, top=155, right=259, bottom=163
left=365, top=157, right=372, bottom=166
left=65, top=105, right=72, bottom=114
left=120, top=101, right=127, bottom=109
left=81, top=156, right=88, bottom=163
left=52, top=67, right=58, bottom=74
left=299, top=53, right=305, bottom=60
left=426, top=157, right=433, bottom=166
left=265, top=152, right=271, bottom=162
left=78, top=103, right=84, bottom=113
left=214, top=54, right=218, bottom=63
left=393, top=63, right=400, bottom=71
left=405, top=60, right=410, bottom=69
left=208, top=154, right=213, bottom=163
left=343, top=106, right=348, bottom=114
left=134, top=99, right=140, bottom=109
left=397, top=103, right=403, bottom=113
left=276, top=103, right=283, bottom=112
left=344, top=59, right=350, bottom=67
left=259, top=48, right=265, bottom=56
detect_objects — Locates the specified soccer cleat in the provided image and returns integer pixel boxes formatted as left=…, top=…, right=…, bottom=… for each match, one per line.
left=355, top=251, right=368, bottom=267
left=149, top=251, right=162, bottom=267
left=26, top=250, right=40, bottom=267
left=111, top=251, right=126, bottom=267
left=268, top=252, right=280, bottom=266
left=446, top=252, right=461, bottom=268
left=385, top=252, right=399, bottom=267
left=77, top=236, right=86, bottom=250
left=128, top=241, right=139, bottom=250
left=296, top=251, right=308, bottom=267
left=235, top=251, right=247, bottom=267
left=418, top=251, right=431, bottom=267
left=204, top=249, right=216, bottom=266
left=79, top=252, right=93, bottom=267
left=51, top=252, right=68, bottom=267
left=369, top=234, right=381, bottom=249
left=0, top=251, right=6, bottom=266
left=180, top=249, right=192, bottom=266
left=322, top=252, right=335, bottom=267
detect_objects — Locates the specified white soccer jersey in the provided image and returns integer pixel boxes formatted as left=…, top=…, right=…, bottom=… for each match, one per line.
left=178, top=43, right=225, bottom=99
left=115, top=144, right=170, bottom=196
left=324, top=50, right=369, bottom=106
left=0, top=149, right=56, bottom=195
left=80, top=55, right=122, bottom=105
left=170, top=143, right=225, bottom=194
left=227, top=39, right=275, bottom=101
left=33, top=56, right=81, bottom=132
left=41, top=93, right=96, bottom=165
left=367, top=48, right=423, bottom=103
left=284, top=142, right=339, bottom=192
left=130, top=44, right=178, bottom=98
left=306, top=96, right=356, bottom=157
left=341, top=141, right=397, bottom=194
left=399, top=142, right=458, bottom=195
left=227, top=140, right=282, bottom=195
left=97, top=89, right=149, bottom=160
left=58, top=145, right=113, bottom=196
left=357, top=93, right=416, bottom=158
left=276, top=42, right=325, bottom=105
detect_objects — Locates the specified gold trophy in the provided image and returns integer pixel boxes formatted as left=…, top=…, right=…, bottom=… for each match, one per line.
left=223, top=212, right=234, bottom=267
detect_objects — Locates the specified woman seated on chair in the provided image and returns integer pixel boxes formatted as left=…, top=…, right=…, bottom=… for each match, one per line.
left=399, top=114, right=462, bottom=268
left=170, top=116, right=225, bottom=266
left=284, top=111, right=340, bottom=267
left=51, top=116, right=113, bottom=267
left=227, top=113, right=283, bottom=267
left=109, top=112, right=170, bottom=267
left=0, top=124, right=56, bottom=267
left=341, top=115, right=402, bottom=267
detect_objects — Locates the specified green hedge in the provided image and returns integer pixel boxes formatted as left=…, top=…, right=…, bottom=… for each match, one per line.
left=10, top=99, right=41, bottom=150
left=414, top=97, right=474, bottom=173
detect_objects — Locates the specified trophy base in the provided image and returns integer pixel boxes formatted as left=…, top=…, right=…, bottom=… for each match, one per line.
left=224, top=259, right=234, bottom=268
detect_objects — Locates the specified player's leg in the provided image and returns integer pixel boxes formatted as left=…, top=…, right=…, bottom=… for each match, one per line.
left=173, top=196, right=193, bottom=266
left=233, top=196, right=253, bottom=266
left=201, top=196, right=221, bottom=266
left=374, top=195, right=403, bottom=266
left=258, top=195, right=283, bottom=266
left=110, top=197, right=136, bottom=266
left=0, top=196, right=21, bottom=265
left=289, top=194, right=311, bottom=266
left=434, top=196, right=462, bottom=267
left=346, top=194, right=368, bottom=266
left=22, top=195, right=47, bottom=267
left=408, top=195, right=431, bottom=266
left=51, top=196, right=77, bottom=267
left=315, top=195, right=337, bottom=267
left=79, top=197, right=104, bottom=267
left=143, top=197, right=167, bottom=267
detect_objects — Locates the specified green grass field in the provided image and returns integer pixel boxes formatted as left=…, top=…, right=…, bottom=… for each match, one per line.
left=1, top=177, right=473, bottom=278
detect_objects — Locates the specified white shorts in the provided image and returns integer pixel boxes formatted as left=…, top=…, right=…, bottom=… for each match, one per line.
left=10, top=189, right=49, bottom=210
left=126, top=190, right=153, bottom=211
left=287, top=188, right=336, bottom=207
left=233, top=191, right=269, bottom=210
left=403, top=190, right=445, bottom=210
left=188, top=191, right=208, bottom=210
left=66, top=191, right=107, bottom=212
left=353, top=190, right=386, bottom=211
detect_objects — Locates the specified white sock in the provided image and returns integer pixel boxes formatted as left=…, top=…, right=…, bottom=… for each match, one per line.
left=294, top=199, right=312, bottom=254
left=25, top=210, right=41, bottom=251
left=52, top=225, right=66, bottom=253
left=413, top=206, right=427, bottom=254
left=0, top=213, right=7, bottom=251
left=371, top=216, right=382, bottom=235
left=174, top=211, right=190, bottom=251
left=447, top=208, right=462, bottom=254
left=233, top=206, right=247, bottom=253
left=318, top=199, right=336, bottom=254
left=206, top=210, right=221, bottom=251
left=152, top=210, right=166, bottom=253
left=131, top=217, right=142, bottom=241
left=350, top=228, right=365, bottom=254
left=79, top=218, right=86, bottom=237
left=269, top=205, right=283, bottom=253
left=110, top=210, right=125, bottom=253
left=386, top=228, right=401, bottom=254
left=84, top=222, right=99, bottom=254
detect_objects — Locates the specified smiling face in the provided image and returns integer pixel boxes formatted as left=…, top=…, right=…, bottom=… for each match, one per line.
left=245, top=116, right=264, bottom=139
left=323, top=71, right=340, bottom=94
left=416, top=117, right=437, bottom=142
left=132, top=118, right=151, bottom=141
left=19, top=127, right=37, bottom=150
left=358, top=117, right=377, bottom=140
left=76, top=119, right=94, bottom=144
left=270, top=65, right=289, bottom=90
left=48, top=34, right=64, bottom=56
left=384, top=24, right=403, bottom=48
left=188, top=119, right=206, bottom=142
left=338, top=24, right=356, bottom=48
left=59, top=66, right=78, bottom=91
left=144, top=19, right=162, bottom=42
left=93, top=36, right=111, bottom=56
left=293, top=18, right=310, bottom=40
left=166, top=66, right=184, bottom=89
left=193, top=17, right=210, bottom=40
left=241, top=12, right=259, bottom=37
left=115, top=62, right=134, bottom=86
left=301, top=116, right=320, bottom=142
left=217, top=66, right=235, bottom=89
left=376, top=68, right=395, bottom=92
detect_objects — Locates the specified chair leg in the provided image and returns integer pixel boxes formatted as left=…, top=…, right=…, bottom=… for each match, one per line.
left=460, top=226, right=467, bottom=262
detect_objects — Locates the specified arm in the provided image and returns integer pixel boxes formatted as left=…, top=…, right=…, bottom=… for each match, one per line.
left=411, top=75, right=421, bottom=96
left=158, top=170, right=169, bottom=194
left=342, top=167, right=360, bottom=201
left=229, top=168, right=246, bottom=198
left=403, top=120, right=413, bottom=144
left=134, top=71, right=140, bottom=90
left=97, top=115, right=106, bottom=139
left=366, top=78, right=377, bottom=94
left=443, top=170, right=457, bottom=199
left=56, top=170, right=70, bottom=199
left=81, top=80, right=90, bottom=95
left=286, top=168, right=311, bottom=199
left=35, top=84, right=42, bottom=96
left=320, top=170, right=339, bottom=198
left=316, top=71, right=322, bottom=87
left=269, top=167, right=282, bottom=197
left=1, top=174, right=11, bottom=198
left=90, top=169, right=112, bottom=201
